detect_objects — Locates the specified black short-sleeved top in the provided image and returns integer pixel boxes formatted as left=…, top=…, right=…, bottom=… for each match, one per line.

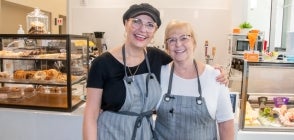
left=86, top=47, right=172, bottom=111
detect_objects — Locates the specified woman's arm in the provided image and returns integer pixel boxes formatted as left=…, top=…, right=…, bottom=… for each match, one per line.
left=218, top=119, right=235, bottom=140
left=216, top=83, right=234, bottom=140
left=83, top=88, right=103, bottom=140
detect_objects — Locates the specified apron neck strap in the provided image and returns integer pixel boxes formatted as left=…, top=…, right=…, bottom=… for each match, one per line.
left=121, top=45, right=151, bottom=83
left=144, top=49, right=151, bottom=76
left=122, top=44, right=131, bottom=83
left=166, top=63, right=174, bottom=95
left=194, top=60, right=202, bottom=98
left=166, top=60, right=202, bottom=98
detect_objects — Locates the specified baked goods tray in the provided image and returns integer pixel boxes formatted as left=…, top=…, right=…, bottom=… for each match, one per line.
left=0, top=54, right=82, bottom=60
left=0, top=75, right=86, bottom=86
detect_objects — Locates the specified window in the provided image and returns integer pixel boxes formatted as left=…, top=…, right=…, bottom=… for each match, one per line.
left=248, top=0, right=293, bottom=51
left=281, top=0, right=294, bottom=48
left=270, top=0, right=293, bottom=50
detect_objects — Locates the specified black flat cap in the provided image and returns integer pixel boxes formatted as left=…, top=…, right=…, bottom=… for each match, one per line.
left=123, top=3, right=161, bottom=28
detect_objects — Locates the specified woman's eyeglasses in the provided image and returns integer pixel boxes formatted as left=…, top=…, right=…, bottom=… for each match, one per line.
left=128, top=18, right=157, bottom=32
left=166, top=35, right=192, bottom=46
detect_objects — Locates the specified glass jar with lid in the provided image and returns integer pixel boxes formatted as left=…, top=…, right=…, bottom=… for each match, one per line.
left=26, top=8, right=49, bottom=34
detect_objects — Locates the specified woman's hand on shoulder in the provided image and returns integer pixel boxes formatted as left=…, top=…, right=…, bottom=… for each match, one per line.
left=213, top=65, right=229, bottom=86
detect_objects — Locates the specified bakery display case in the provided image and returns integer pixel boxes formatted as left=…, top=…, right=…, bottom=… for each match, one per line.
left=0, top=34, right=89, bottom=112
left=236, top=57, right=294, bottom=133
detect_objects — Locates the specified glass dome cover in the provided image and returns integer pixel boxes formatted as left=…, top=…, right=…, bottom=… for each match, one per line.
left=26, top=8, right=49, bottom=34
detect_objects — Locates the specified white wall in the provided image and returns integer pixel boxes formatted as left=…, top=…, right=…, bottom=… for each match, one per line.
left=68, top=0, right=245, bottom=65
left=4, top=0, right=66, bottom=15
left=2, top=0, right=67, bottom=33
left=230, top=0, right=247, bottom=28
left=247, top=0, right=271, bottom=42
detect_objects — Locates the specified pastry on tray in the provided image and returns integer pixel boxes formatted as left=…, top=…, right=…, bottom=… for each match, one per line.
left=0, top=71, right=10, bottom=79
left=24, top=87, right=35, bottom=98
left=0, top=86, right=10, bottom=93
left=7, top=87, right=22, bottom=99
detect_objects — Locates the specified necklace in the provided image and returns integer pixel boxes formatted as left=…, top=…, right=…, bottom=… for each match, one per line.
left=127, top=64, right=140, bottom=81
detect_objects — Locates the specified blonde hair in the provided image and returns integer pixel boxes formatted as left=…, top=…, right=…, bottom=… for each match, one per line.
left=164, top=20, right=197, bottom=49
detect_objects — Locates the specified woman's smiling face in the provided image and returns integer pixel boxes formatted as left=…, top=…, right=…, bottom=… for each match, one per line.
left=125, top=14, right=157, bottom=48
left=165, top=28, right=195, bottom=63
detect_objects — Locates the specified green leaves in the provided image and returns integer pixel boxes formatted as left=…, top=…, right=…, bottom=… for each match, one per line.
left=239, top=21, right=253, bottom=29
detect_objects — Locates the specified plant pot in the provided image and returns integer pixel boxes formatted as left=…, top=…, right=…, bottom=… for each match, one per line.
left=241, top=29, right=250, bottom=34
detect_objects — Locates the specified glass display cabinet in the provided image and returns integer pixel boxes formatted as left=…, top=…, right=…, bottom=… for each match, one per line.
left=0, top=34, right=89, bottom=112
left=237, top=57, right=294, bottom=132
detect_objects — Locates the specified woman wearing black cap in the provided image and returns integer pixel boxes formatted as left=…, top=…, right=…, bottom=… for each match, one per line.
left=84, top=3, right=170, bottom=140
left=83, top=3, right=227, bottom=140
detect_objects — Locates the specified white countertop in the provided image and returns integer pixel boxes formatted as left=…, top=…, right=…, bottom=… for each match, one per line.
left=0, top=103, right=85, bottom=140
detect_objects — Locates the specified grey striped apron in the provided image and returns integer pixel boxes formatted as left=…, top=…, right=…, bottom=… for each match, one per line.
left=155, top=61, right=217, bottom=140
left=97, top=45, right=161, bottom=140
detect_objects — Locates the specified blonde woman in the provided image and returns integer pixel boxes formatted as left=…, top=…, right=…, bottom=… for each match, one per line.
left=155, top=20, right=234, bottom=140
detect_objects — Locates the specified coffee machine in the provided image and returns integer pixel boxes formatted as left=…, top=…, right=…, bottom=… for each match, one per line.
left=82, top=32, right=107, bottom=56
left=94, top=31, right=107, bottom=55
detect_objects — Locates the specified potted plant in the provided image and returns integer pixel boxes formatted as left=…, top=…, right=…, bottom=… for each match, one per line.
left=239, top=21, right=253, bottom=34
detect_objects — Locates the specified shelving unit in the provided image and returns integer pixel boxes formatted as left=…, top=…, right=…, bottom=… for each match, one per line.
left=0, top=34, right=89, bottom=112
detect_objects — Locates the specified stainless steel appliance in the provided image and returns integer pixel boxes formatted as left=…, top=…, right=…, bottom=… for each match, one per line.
left=231, top=34, right=264, bottom=54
